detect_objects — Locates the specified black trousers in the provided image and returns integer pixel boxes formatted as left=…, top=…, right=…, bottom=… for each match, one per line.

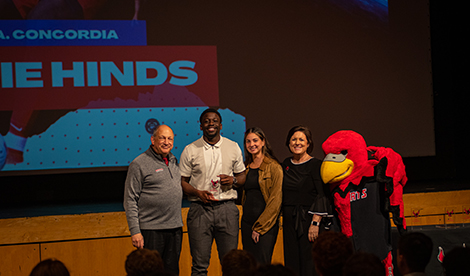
left=141, top=227, right=183, bottom=275
left=241, top=220, right=279, bottom=264
left=282, top=206, right=318, bottom=276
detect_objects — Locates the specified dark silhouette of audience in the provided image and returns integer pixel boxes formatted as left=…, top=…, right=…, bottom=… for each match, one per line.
left=397, top=232, right=433, bottom=276
left=125, top=248, right=165, bottom=276
left=442, top=246, right=470, bottom=276
left=342, top=252, right=385, bottom=276
left=29, top=258, right=70, bottom=276
left=221, top=249, right=258, bottom=276
left=312, top=231, right=354, bottom=276
left=31, top=230, right=470, bottom=276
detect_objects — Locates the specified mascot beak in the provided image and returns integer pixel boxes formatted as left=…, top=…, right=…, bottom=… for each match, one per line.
left=321, top=152, right=354, bottom=184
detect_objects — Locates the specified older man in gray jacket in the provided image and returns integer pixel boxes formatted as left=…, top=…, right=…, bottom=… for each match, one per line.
left=124, top=124, right=183, bottom=275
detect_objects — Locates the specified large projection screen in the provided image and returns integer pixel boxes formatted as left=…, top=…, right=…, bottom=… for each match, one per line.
left=1, top=0, right=433, bottom=178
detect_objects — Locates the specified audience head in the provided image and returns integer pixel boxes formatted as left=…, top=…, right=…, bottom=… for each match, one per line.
left=342, top=252, right=385, bottom=276
left=30, top=258, right=70, bottom=276
left=285, top=125, right=314, bottom=154
left=397, top=232, right=433, bottom=274
left=442, top=246, right=470, bottom=276
left=251, top=264, right=296, bottom=276
left=312, top=231, right=354, bottom=276
left=221, top=249, right=258, bottom=276
left=125, top=248, right=164, bottom=276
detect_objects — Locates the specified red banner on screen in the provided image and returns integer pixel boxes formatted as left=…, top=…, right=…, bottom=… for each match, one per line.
left=0, top=46, right=219, bottom=110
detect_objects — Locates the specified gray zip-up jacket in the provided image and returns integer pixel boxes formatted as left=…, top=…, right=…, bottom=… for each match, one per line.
left=124, top=146, right=183, bottom=236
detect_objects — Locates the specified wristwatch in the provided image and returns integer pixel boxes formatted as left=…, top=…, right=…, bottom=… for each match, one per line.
left=311, top=221, right=319, bottom=226
left=232, top=176, right=238, bottom=185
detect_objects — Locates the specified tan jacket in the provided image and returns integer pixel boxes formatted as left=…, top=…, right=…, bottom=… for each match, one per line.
left=243, top=156, right=283, bottom=235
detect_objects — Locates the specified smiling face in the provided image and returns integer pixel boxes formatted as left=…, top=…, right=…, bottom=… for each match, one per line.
left=289, top=131, right=310, bottom=156
left=151, top=125, right=174, bottom=157
left=245, top=132, right=265, bottom=157
left=200, top=112, right=222, bottom=143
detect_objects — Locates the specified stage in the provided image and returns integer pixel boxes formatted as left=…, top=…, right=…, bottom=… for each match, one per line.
left=1, top=189, right=470, bottom=276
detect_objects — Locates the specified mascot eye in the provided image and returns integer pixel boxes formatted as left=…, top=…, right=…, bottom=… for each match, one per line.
left=341, top=150, right=348, bottom=156
left=324, top=152, right=347, bottom=163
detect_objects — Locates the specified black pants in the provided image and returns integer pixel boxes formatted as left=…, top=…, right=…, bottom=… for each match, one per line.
left=241, top=220, right=279, bottom=264
left=141, top=227, right=183, bottom=275
left=282, top=205, right=318, bottom=276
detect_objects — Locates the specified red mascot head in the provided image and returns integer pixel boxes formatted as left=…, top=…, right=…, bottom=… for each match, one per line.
left=321, top=130, right=373, bottom=187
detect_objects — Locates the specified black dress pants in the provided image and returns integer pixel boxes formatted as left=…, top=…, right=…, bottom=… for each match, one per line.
left=141, top=227, right=183, bottom=275
left=241, top=220, right=279, bottom=264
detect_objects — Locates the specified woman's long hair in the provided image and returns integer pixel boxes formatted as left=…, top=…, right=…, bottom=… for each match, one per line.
left=244, top=127, right=279, bottom=166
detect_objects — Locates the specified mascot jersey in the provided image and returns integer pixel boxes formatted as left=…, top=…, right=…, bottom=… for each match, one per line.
left=320, top=130, right=407, bottom=275
left=335, top=159, right=392, bottom=261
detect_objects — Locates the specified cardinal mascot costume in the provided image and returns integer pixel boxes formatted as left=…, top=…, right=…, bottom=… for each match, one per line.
left=320, top=130, right=407, bottom=276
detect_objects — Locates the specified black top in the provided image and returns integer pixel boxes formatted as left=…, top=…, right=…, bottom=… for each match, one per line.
left=349, top=178, right=392, bottom=260
left=242, top=168, right=266, bottom=225
left=281, top=157, right=332, bottom=215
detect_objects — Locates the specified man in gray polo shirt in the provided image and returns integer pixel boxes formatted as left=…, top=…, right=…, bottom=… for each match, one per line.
left=180, top=108, right=246, bottom=276
left=124, top=124, right=183, bottom=275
